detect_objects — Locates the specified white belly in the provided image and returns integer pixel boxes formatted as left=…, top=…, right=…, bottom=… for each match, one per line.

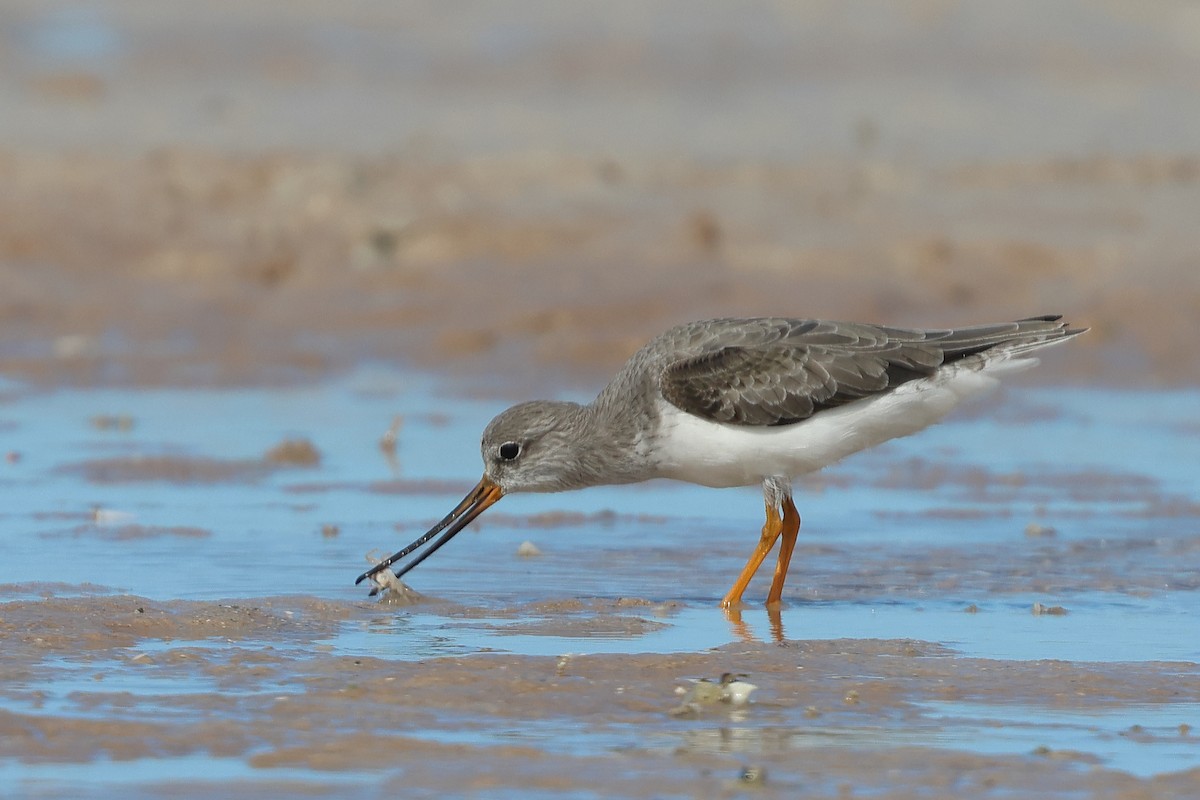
left=650, top=358, right=1033, bottom=488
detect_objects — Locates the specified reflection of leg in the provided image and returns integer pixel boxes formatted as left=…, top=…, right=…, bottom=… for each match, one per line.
left=720, top=500, right=783, bottom=608
left=765, top=494, right=801, bottom=606
left=767, top=603, right=785, bottom=643
left=723, top=605, right=757, bottom=643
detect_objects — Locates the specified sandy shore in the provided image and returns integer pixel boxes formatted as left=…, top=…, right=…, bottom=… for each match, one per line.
left=1, top=1, right=1198, bottom=388
left=2, top=145, right=1196, bottom=389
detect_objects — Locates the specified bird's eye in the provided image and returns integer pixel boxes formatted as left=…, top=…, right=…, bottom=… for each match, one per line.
left=498, top=442, right=521, bottom=461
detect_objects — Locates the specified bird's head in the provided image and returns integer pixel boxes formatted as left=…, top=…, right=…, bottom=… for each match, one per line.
left=481, top=400, right=593, bottom=493
left=354, top=399, right=595, bottom=591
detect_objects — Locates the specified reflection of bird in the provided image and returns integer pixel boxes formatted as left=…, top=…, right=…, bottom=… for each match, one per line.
left=358, top=316, right=1085, bottom=605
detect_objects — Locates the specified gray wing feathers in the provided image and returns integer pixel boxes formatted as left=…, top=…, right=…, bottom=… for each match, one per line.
left=659, top=316, right=1084, bottom=426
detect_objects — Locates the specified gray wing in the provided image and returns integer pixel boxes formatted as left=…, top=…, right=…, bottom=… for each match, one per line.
left=658, top=316, right=1078, bottom=426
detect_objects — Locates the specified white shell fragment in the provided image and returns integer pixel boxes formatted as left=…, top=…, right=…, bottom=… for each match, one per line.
left=363, top=555, right=423, bottom=605
left=516, top=540, right=542, bottom=557
left=719, top=672, right=759, bottom=707
left=668, top=671, right=759, bottom=716
left=369, top=567, right=402, bottom=593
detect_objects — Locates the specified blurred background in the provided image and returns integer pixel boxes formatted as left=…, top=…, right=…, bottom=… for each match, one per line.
left=1, top=0, right=1197, bottom=388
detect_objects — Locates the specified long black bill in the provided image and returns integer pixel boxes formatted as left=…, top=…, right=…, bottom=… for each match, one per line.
left=355, top=477, right=504, bottom=586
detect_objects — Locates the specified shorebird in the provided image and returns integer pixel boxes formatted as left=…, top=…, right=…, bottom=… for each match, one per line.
left=357, top=315, right=1085, bottom=607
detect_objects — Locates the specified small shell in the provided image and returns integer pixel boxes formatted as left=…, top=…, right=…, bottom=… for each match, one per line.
left=721, top=679, right=758, bottom=706
left=365, top=565, right=422, bottom=605
left=516, top=540, right=542, bottom=557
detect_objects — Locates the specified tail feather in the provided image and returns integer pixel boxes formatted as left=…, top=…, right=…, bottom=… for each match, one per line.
left=941, top=315, right=1087, bottom=364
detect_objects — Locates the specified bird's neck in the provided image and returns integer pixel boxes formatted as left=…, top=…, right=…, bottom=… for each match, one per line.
left=573, top=393, right=654, bottom=487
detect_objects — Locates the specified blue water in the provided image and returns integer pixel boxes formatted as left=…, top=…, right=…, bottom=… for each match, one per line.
left=0, top=755, right=372, bottom=799
left=2, top=373, right=1196, bottom=606
left=919, top=701, right=1200, bottom=776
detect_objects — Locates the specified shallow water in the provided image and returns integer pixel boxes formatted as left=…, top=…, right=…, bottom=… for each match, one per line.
left=325, top=594, right=1200, bottom=664
left=920, top=701, right=1200, bottom=777
left=2, top=370, right=1199, bottom=793
left=3, top=371, right=1196, bottom=604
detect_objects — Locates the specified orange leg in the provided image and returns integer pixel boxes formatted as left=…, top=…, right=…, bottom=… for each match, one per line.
left=721, top=499, right=784, bottom=609
left=765, top=495, right=801, bottom=606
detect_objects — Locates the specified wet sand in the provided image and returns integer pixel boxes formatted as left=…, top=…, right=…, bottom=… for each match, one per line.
left=2, top=1, right=1200, bottom=797
left=4, top=592, right=1200, bottom=798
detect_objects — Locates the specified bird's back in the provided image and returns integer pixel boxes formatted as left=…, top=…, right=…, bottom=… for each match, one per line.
left=587, top=316, right=1084, bottom=487
left=599, top=315, right=1084, bottom=428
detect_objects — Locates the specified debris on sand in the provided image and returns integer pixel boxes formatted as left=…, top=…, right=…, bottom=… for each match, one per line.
left=90, top=414, right=135, bottom=431
left=719, top=672, right=759, bottom=706
left=363, top=560, right=422, bottom=605
left=379, top=416, right=404, bottom=457
left=669, top=672, right=758, bottom=716
left=736, top=765, right=767, bottom=787
left=1032, top=602, right=1069, bottom=616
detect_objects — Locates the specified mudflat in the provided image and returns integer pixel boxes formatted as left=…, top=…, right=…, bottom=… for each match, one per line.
left=2, top=2, right=1199, bottom=797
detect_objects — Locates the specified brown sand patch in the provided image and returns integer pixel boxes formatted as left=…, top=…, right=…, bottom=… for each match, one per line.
left=263, top=438, right=321, bottom=466
left=0, top=147, right=1192, bottom=390
left=40, top=523, right=212, bottom=541
left=57, top=455, right=274, bottom=484
left=60, top=437, right=323, bottom=484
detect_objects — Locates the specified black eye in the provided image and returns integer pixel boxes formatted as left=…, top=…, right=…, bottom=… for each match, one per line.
left=498, top=442, right=521, bottom=461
